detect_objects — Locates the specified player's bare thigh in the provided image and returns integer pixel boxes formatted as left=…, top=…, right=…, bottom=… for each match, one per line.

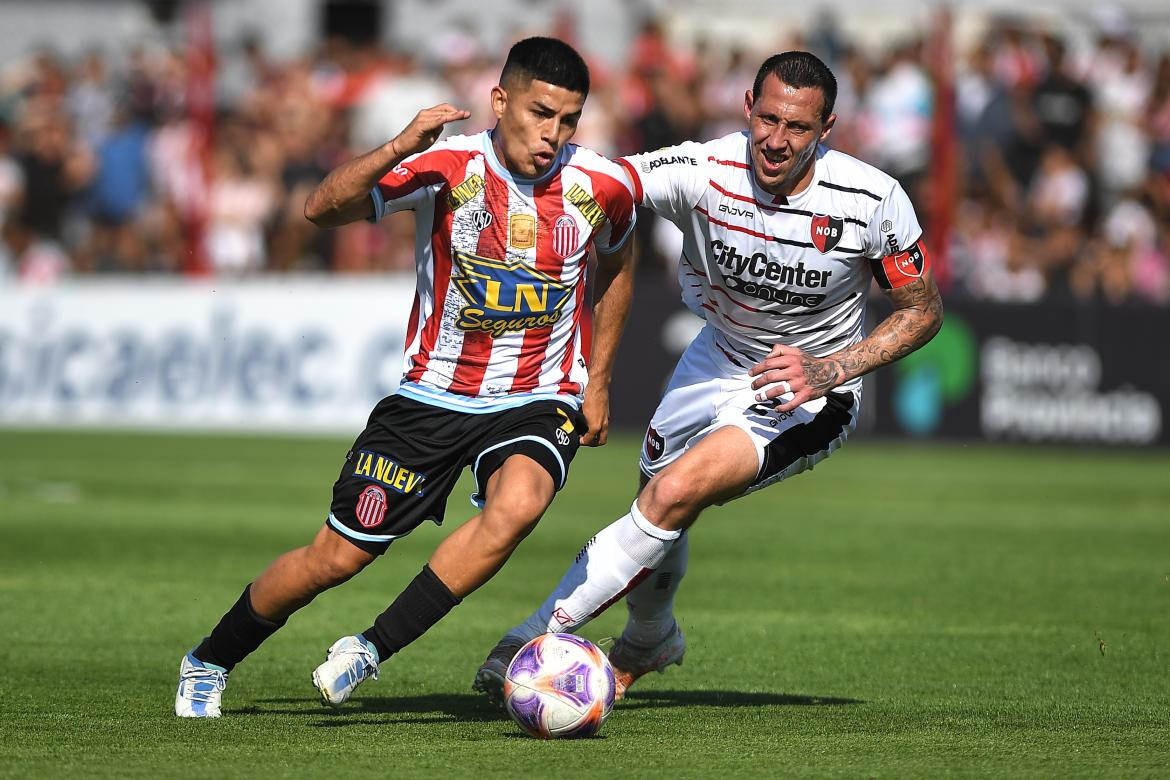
left=428, top=454, right=556, bottom=597
left=636, top=425, right=759, bottom=533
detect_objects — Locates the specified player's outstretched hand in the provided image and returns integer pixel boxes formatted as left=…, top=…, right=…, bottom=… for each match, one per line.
left=748, top=344, right=844, bottom=413
left=390, top=104, right=471, bottom=159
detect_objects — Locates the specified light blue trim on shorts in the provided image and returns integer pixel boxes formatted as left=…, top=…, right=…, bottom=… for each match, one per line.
left=469, top=434, right=567, bottom=509
left=397, top=382, right=582, bottom=414
left=327, top=512, right=403, bottom=545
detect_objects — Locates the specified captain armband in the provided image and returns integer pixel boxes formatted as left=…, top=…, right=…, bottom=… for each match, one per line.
left=868, top=238, right=930, bottom=290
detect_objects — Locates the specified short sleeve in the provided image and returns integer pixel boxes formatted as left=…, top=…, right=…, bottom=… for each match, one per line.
left=863, top=181, right=930, bottom=289
left=863, top=181, right=922, bottom=258
left=617, top=142, right=708, bottom=221
left=591, top=171, right=638, bottom=255
left=369, top=151, right=448, bottom=221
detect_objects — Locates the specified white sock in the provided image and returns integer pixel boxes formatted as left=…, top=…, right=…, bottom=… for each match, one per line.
left=621, top=530, right=688, bottom=646
left=504, top=500, right=681, bottom=644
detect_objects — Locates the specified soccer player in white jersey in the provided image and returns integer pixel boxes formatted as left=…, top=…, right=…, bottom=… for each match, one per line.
left=174, top=37, right=638, bottom=717
left=474, top=50, right=943, bottom=701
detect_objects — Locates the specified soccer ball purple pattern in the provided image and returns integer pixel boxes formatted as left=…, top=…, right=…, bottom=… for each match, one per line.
left=503, top=633, right=615, bottom=739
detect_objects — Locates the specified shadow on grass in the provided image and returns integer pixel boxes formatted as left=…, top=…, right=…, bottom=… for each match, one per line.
left=240, top=688, right=860, bottom=727
left=242, top=693, right=506, bottom=726
left=621, top=689, right=863, bottom=709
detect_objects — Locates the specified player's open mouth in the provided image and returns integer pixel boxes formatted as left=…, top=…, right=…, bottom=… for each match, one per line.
left=534, top=151, right=555, bottom=166
left=759, top=153, right=786, bottom=175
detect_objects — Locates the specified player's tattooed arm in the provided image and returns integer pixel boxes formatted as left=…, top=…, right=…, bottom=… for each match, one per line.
left=581, top=238, right=637, bottom=446
left=749, top=267, right=943, bottom=413
left=305, top=103, right=470, bottom=228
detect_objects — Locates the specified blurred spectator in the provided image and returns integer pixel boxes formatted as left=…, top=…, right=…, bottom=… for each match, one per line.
left=1089, top=29, right=1151, bottom=206
left=955, top=195, right=1046, bottom=302
left=1073, top=190, right=1168, bottom=304
left=1148, top=53, right=1170, bottom=174
left=205, top=137, right=275, bottom=274
left=857, top=40, right=932, bottom=206
left=1031, top=35, right=1094, bottom=162
left=0, top=119, right=24, bottom=229
left=81, top=100, right=153, bottom=272
left=1018, top=144, right=1091, bottom=294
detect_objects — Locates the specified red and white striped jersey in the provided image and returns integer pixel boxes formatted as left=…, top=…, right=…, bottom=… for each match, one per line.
left=371, top=131, right=636, bottom=412
left=618, top=132, right=927, bottom=394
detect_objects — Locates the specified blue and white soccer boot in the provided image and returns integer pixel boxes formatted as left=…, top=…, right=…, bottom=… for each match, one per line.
left=175, top=652, right=229, bottom=718
left=312, top=635, right=379, bottom=707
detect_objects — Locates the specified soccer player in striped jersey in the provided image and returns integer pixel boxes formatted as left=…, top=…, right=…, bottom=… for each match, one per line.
left=175, top=37, right=637, bottom=717
left=475, top=50, right=944, bottom=701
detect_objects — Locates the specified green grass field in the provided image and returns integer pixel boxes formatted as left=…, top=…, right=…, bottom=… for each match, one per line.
left=1, top=430, right=1168, bottom=778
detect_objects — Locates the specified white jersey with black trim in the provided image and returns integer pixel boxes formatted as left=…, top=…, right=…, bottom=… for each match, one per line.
left=618, top=132, right=923, bottom=394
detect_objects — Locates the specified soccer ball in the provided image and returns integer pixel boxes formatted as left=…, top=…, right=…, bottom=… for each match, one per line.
left=503, top=633, right=616, bottom=739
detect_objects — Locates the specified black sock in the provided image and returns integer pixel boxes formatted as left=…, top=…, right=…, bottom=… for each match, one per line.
left=363, top=565, right=461, bottom=662
left=193, top=584, right=286, bottom=672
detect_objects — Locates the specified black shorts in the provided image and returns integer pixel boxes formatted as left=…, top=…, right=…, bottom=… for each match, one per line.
left=327, top=394, right=587, bottom=554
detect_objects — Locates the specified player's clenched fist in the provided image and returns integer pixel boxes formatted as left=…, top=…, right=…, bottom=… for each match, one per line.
left=390, top=104, right=471, bottom=159
left=748, top=344, right=844, bottom=413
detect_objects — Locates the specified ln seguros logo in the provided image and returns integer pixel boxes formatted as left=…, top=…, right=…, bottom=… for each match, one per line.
left=451, top=250, right=573, bottom=338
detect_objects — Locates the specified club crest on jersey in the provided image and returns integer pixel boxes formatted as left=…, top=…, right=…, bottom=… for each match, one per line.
left=552, top=213, right=580, bottom=258
left=509, top=214, right=536, bottom=249
left=810, top=214, right=844, bottom=254
left=451, top=250, right=573, bottom=337
left=355, top=485, right=388, bottom=528
left=468, top=209, right=493, bottom=232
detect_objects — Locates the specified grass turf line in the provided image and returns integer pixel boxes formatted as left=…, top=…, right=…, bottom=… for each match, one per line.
left=0, top=431, right=1167, bottom=778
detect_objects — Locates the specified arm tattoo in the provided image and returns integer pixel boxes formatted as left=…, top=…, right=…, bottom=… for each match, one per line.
left=802, top=354, right=844, bottom=395
left=827, top=273, right=944, bottom=384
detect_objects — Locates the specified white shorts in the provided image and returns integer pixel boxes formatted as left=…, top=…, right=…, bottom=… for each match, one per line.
left=639, top=326, right=859, bottom=498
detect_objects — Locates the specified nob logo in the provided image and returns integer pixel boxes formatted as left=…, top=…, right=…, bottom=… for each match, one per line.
left=810, top=214, right=843, bottom=253
left=644, top=426, right=665, bottom=461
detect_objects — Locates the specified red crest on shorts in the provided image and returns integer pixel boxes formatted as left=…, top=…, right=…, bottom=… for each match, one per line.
left=810, top=214, right=843, bottom=253
left=644, top=426, right=665, bottom=461
left=552, top=214, right=580, bottom=258
left=355, top=485, right=388, bottom=528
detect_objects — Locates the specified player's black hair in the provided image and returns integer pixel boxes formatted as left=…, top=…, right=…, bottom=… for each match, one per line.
left=500, top=37, right=590, bottom=97
left=752, top=50, right=837, bottom=123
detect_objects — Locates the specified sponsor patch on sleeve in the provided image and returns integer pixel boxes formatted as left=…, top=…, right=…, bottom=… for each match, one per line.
left=870, top=239, right=930, bottom=290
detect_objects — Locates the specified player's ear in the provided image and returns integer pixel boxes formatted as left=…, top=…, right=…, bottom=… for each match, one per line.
left=491, top=85, right=508, bottom=121
left=743, top=89, right=754, bottom=121
left=819, top=113, right=837, bottom=142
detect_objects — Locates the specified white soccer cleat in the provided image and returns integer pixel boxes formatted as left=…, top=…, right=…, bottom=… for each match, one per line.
left=175, top=652, right=228, bottom=718
left=608, top=623, right=686, bottom=701
left=470, top=638, right=525, bottom=705
left=312, top=635, right=379, bottom=708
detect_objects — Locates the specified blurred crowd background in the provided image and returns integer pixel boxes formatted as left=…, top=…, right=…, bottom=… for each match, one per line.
left=1, top=0, right=1169, bottom=306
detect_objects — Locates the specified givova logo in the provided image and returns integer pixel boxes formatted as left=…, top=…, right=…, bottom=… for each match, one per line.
left=893, top=315, right=976, bottom=435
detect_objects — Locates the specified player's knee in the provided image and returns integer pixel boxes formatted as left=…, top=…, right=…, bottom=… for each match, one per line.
left=308, top=544, right=370, bottom=588
left=641, top=471, right=702, bottom=527
left=483, top=493, right=549, bottom=544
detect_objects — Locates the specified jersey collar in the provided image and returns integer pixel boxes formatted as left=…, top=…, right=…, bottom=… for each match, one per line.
left=481, top=130, right=568, bottom=186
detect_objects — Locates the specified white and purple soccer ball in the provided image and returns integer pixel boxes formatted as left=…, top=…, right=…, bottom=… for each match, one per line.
left=503, top=633, right=616, bottom=739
